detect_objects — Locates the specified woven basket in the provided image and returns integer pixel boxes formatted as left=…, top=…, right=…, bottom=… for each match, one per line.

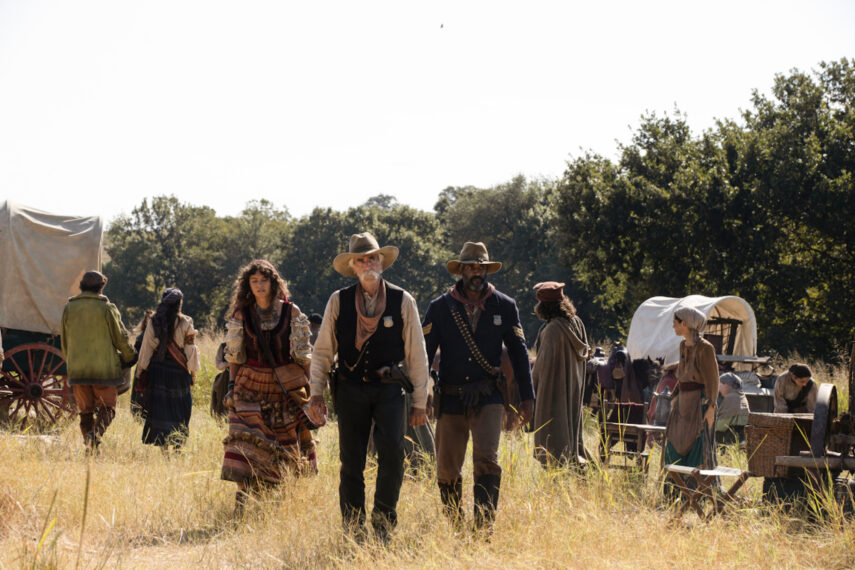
left=745, top=413, right=813, bottom=478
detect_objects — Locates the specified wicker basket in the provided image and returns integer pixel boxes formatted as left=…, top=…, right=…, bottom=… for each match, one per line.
left=745, top=413, right=813, bottom=478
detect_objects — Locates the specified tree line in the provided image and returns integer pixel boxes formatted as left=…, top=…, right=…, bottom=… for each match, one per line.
left=104, top=60, right=855, bottom=360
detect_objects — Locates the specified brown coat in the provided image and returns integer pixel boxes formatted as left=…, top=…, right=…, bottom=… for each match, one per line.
left=665, top=338, right=719, bottom=456
left=532, top=315, right=590, bottom=464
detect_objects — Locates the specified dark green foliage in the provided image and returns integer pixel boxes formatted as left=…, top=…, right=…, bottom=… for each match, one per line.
left=100, top=60, right=854, bottom=359
left=555, top=59, right=855, bottom=357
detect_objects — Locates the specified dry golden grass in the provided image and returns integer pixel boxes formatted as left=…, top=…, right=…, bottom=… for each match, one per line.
left=1, top=335, right=854, bottom=568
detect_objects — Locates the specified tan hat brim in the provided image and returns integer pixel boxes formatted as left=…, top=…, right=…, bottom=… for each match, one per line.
left=446, top=260, right=502, bottom=276
left=334, top=246, right=399, bottom=278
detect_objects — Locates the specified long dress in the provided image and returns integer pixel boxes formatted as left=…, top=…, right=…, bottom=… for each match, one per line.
left=663, top=338, right=719, bottom=468
left=532, top=315, right=590, bottom=466
left=137, top=314, right=201, bottom=447
left=221, top=301, right=315, bottom=484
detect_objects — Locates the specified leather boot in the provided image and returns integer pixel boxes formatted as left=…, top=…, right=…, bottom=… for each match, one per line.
left=371, top=510, right=397, bottom=545
left=439, top=479, right=464, bottom=522
left=79, top=412, right=95, bottom=438
left=473, top=473, right=501, bottom=531
left=93, top=406, right=116, bottom=440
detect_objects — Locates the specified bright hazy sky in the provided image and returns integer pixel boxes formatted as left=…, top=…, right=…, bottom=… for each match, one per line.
left=1, top=1, right=853, bottom=224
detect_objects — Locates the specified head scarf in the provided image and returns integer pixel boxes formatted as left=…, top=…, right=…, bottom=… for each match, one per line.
left=719, top=372, right=742, bottom=391
left=674, top=306, right=706, bottom=344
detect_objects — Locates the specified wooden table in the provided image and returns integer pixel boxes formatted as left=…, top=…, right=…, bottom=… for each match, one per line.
left=664, top=464, right=753, bottom=519
left=599, top=422, right=666, bottom=471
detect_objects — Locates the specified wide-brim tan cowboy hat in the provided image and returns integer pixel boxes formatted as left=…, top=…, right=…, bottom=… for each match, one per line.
left=333, top=232, right=399, bottom=278
left=446, top=241, right=502, bottom=275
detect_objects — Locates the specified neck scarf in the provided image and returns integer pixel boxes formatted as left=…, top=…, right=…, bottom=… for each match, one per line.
left=449, top=281, right=495, bottom=330
left=355, top=279, right=387, bottom=350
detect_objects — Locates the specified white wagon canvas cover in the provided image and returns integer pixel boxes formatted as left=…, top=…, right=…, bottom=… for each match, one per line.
left=626, top=295, right=758, bottom=366
left=0, top=201, right=103, bottom=335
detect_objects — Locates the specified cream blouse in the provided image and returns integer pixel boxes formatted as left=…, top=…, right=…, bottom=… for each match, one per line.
left=224, top=300, right=312, bottom=367
left=137, top=314, right=201, bottom=372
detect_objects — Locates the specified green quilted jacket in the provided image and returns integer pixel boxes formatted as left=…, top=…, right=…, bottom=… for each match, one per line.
left=61, top=292, right=137, bottom=386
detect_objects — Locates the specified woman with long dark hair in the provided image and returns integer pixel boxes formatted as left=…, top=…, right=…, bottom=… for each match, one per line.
left=220, top=260, right=315, bottom=513
left=136, top=288, right=200, bottom=448
left=531, top=281, right=590, bottom=467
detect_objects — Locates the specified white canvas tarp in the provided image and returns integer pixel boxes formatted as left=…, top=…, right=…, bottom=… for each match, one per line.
left=625, top=295, right=757, bottom=366
left=0, top=201, right=103, bottom=335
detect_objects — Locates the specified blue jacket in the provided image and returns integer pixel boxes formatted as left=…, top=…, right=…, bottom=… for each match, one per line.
left=422, top=284, right=534, bottom=415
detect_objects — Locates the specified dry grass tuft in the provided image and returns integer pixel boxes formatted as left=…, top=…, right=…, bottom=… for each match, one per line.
left=1, top=341, right=853, bottom=568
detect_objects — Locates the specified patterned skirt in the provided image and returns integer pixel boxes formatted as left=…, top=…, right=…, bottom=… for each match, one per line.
left=221, top=364, right=315, bottom=484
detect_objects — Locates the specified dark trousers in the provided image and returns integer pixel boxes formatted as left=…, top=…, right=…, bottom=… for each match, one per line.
left=336, top=379, right=405, bottom=527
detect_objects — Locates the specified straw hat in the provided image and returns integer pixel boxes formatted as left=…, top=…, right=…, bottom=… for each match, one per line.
left=333, top=232, right=399, bottom=278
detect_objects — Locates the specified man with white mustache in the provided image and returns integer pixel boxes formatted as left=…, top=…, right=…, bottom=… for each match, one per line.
left=309, top=232, right=429, bottom=542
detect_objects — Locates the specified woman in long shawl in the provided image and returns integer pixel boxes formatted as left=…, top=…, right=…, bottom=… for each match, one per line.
left=220, top=260, right=315, bottom=513
left=136, top=288, right=200, bottom=448
left=531, top=281, right=590, bottom=467
left=663, top=306, right=719, bottom=469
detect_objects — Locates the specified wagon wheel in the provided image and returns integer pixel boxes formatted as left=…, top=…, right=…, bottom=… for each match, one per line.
left=0, top=343, right=75, bottom=429
left=810, top=383, right=838, bottom=457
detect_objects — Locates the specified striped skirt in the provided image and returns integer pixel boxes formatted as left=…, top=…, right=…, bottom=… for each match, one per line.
left=221, top=364, right=316, bottom=484
left=142, top=358, right=192, bottom=447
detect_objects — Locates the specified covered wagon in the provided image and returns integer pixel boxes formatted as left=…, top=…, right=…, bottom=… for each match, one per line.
left=626, top=295, right=774, bottom=412
left=0, top=201, right=103, bottom=428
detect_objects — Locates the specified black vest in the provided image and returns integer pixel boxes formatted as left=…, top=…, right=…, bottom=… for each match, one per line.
left=336, top=281, right=405, bottom=379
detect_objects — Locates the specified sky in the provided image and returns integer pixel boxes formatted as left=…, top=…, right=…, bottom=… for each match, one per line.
left=1, top=1, right=853, bottom=224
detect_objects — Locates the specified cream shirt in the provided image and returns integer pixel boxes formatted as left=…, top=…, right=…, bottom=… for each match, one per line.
left=309, top=284, right=430, bottom=409
left=773, top=371, right=818, bottom=413
left=137, top=314, right=201, bottom=372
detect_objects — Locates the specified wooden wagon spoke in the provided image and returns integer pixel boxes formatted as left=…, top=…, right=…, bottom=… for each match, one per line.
left=42, top=360, right=65, bottom=380
left=9, top=399, right=25, bottom=418
left=4, top=376, right=24, bottom=390
left=33, top=348, right=50, bottom=383
left=0, top=382, right=25, bottom=394
left=39, top=397, right=68, bottom=412
left=40, top=376, right=67, bottom=390
left=35, top=400, right=59, bottom=424
left=7, top=357, right=29, bottom=381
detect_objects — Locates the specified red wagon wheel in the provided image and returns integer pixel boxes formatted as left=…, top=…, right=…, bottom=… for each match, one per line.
left=0, top=342, right=75, bottom=429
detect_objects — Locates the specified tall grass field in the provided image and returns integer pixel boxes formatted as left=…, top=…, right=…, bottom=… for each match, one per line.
left=1, top=333, right=853, bottom=568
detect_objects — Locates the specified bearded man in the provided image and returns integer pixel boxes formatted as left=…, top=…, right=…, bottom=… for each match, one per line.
left=422, top=242, right=535, bottom=531
left=309, top=232, right=429, bottom=541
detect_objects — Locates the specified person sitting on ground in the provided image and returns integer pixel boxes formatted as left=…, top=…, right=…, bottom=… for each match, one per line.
left=773, top=363, right=817, bottom=414
left=715, top=372, right=750, bottom=443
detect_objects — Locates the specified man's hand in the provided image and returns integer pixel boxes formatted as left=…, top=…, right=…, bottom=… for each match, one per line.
left=308, top=395, right=328, bottom=426
left=425, top=394, right=434, bottom=421
left=410, top=407, right=427, bottom=427
left=518, top=399, right=535, bottom=426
